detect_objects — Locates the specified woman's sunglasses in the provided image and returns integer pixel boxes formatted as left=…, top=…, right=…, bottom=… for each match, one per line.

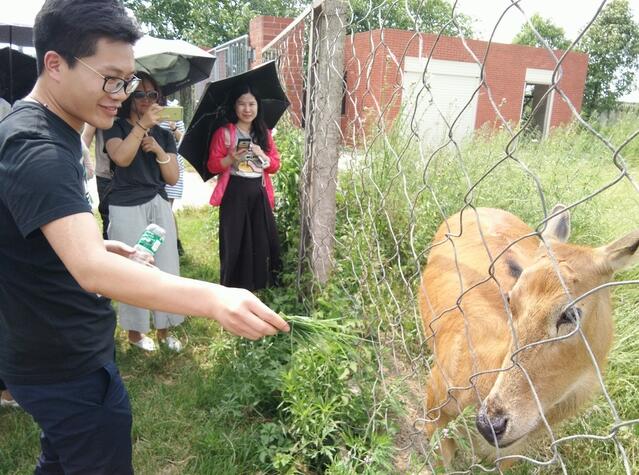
left=132, top=91, right=159, bottom=100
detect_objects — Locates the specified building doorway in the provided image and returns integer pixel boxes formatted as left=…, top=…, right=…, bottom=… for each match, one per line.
left=520, top=75, right=554, bottom=138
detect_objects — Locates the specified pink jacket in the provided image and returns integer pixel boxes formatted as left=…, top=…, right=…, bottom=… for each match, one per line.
left=207, top=123, right=281, bottom=209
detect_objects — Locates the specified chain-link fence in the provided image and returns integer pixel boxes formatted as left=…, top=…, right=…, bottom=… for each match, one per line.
left=264, top=0, right=638, bottom=472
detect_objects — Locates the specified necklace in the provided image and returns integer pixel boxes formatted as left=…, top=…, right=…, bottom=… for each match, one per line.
left=27, top=95, right=49, bottom=109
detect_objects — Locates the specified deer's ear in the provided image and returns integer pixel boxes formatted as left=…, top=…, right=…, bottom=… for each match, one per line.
left=541, top=204, right=571, bottom=243
left=597, top=230, right=639, bottom=274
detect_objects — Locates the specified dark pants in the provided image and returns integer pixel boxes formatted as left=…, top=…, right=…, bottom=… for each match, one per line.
left=6, top=362, right=133, bottom=475
left=219, top=176, right=281, bottom=291
left=96, top=176, right=111, bottom=240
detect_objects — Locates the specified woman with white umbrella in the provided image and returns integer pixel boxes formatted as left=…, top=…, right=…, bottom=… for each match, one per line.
left=104, top=72, right=184, bottom=352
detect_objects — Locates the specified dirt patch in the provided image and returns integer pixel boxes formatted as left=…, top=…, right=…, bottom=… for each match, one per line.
left=384, top=356, right=436, bottom=474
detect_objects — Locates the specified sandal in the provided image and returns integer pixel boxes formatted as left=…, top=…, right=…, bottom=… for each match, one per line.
left=160, top=335, right=182, bottom=353
left=0, top=397, right=20, bottom=409
left=129, top=335, right=156, bottom=352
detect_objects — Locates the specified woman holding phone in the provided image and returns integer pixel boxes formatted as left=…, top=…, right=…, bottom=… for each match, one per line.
left=207, top=82, right=282, bottom=291
left=103, top=72, right=184, bottom=352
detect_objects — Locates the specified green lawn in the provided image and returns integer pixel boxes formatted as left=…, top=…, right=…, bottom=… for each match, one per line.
left=0, top=206, right=235, bottom=474
left=1, top=113, right=639, bottom=474
left=0, top=204, right=370, bottom=475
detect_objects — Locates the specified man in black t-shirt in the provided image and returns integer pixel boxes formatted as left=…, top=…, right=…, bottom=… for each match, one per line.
left=0, top=2, right=289, bottom=474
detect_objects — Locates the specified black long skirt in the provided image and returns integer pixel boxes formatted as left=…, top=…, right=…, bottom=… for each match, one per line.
left=219, top=176, right=281, bottom=291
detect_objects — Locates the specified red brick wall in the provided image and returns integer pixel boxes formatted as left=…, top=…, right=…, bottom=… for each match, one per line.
left=344, top=29, right=588, bottom=138
left=250, top=16, right=294, bottom=67
left=249, top=16, right=305, bottom=126
left=471, top=41, right=588, bottom=130
left=249, top=18, right=589, bottom=138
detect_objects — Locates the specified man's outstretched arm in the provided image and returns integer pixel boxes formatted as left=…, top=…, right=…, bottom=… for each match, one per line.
left=42, top=212, right=289, bottom=340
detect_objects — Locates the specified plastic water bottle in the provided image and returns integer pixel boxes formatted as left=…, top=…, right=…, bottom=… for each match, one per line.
left=135, top=224, right=166, bottom=256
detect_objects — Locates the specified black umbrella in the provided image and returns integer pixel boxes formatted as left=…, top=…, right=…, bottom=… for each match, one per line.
left=1, top=5, right=42, bottom=104
left=0, top=47, right=37, bottom=104
left=178, top=61, right=290, bottom=181
left=1, top=7, right=37, bottom=48
left=0, top=24, right=34, bottom=48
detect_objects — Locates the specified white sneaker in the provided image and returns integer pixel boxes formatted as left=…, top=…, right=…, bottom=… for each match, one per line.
left=161, top=336, right=182, bottom=353
left=0, top=397, right=20, bottom=409
left=130, top=335, right=157, bottom=351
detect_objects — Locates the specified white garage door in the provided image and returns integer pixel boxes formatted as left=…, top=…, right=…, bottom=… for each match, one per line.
left=402, top=58, right=480, bottom=148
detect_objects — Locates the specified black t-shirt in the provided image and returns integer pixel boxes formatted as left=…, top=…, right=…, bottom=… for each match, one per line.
left=0, top=101, right=116, bottom=385
left=103, top=118, right=177, bottom=206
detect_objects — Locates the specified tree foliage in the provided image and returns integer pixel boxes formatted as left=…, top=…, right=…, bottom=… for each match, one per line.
left=511, top=1, right=639, bottom=115
left=579, top=0, right=639, bottom=115
left=125, top=0, right=475, bottom=48
left=124, top=0, right=305, bottom=47
left=512, top=14, right=571, bottom=50
left=347, top=0, right=474, bottom=36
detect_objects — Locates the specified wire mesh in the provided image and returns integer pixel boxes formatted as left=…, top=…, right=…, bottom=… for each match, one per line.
left=263, top=0, right=639, bottom=472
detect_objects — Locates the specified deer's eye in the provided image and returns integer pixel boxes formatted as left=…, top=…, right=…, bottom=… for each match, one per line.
left=556, top=307, right=581, bottom=333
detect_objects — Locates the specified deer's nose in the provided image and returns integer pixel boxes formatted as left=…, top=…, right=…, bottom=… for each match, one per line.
left=476, top=405, right=509, bottom=445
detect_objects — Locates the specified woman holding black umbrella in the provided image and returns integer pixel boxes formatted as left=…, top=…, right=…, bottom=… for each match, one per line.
left=207, top=82, right=282, bottom=291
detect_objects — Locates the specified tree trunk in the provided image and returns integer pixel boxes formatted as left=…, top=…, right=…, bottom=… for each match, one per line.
left=178, top=86, right=195, bottom=126
left=299, top=0, right=346, bottom=285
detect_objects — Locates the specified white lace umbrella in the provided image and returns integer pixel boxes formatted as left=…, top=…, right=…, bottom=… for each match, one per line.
left=134, top=36, right=215, bottom=96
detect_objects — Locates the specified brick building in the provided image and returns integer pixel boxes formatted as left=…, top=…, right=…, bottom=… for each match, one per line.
left=228, top=16, right=588, bottom=145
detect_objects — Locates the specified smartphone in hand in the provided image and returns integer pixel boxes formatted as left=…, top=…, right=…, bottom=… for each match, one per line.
left=236, top=138, right=252, bottom=151
left=158, top=106, right=183, bottom=122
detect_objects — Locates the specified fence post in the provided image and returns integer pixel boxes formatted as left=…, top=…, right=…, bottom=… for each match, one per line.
left=299, top=0, right=346, bottom=286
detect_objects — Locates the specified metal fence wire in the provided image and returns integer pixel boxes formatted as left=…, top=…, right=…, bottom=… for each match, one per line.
left=263, top=0, right=639, bottom=472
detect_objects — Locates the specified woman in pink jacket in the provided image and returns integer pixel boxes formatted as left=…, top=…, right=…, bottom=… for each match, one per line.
left=207, top=83, right=282, bottom=291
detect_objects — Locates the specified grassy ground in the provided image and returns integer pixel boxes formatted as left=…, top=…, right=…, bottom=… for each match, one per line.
left=0, top=206, right=230, bottom=474
left=333, top=113, right=639, bottom=473
left=1, top=114, right=638, bottom=474
left=0, top=203, right=378, bottom=474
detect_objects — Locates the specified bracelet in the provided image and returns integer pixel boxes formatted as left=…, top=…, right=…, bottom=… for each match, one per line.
left=135, top=120, right=149, bottom=131
left=155, top=155, right=171, bottom=164
left=132, top=132, right=145, bottom=141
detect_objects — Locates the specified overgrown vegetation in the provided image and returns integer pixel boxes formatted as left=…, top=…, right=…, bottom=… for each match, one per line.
left=1, top=112, right=638, bottom=474
left=333, top=111, right=639, bottom=473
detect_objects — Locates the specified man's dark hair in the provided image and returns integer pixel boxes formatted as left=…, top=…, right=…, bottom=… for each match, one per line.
left=34, top=0, right=141, bottom=75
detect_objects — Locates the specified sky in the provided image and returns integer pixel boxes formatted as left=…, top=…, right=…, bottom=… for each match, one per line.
left=458, top=0, right=639, bottom=43
left=456, top=0, right=639, bottom=101
left=3, top=0, right=639, bottom=100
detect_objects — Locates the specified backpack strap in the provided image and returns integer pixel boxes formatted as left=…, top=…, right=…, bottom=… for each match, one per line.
left=223, top=126, right=231, bottom=149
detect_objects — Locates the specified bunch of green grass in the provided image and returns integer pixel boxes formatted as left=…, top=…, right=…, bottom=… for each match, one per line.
left=281, top=314, right=362, bottom=346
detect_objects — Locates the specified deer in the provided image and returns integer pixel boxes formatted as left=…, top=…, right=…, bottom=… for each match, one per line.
left=418, top=205, right=639, bottom=468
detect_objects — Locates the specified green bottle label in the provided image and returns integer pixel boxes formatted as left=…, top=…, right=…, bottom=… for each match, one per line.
left=136, top=229, right=165, bottom=255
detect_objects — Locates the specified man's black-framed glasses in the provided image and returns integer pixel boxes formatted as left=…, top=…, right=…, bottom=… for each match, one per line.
left=74, top=56, right=141, bottom=95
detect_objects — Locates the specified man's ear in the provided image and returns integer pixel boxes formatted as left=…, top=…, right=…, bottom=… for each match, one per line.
left=42, top=51, right=65, bottom=82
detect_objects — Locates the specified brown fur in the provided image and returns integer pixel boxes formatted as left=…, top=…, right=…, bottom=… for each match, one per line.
left=418, top=207, right=638, bottom=466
